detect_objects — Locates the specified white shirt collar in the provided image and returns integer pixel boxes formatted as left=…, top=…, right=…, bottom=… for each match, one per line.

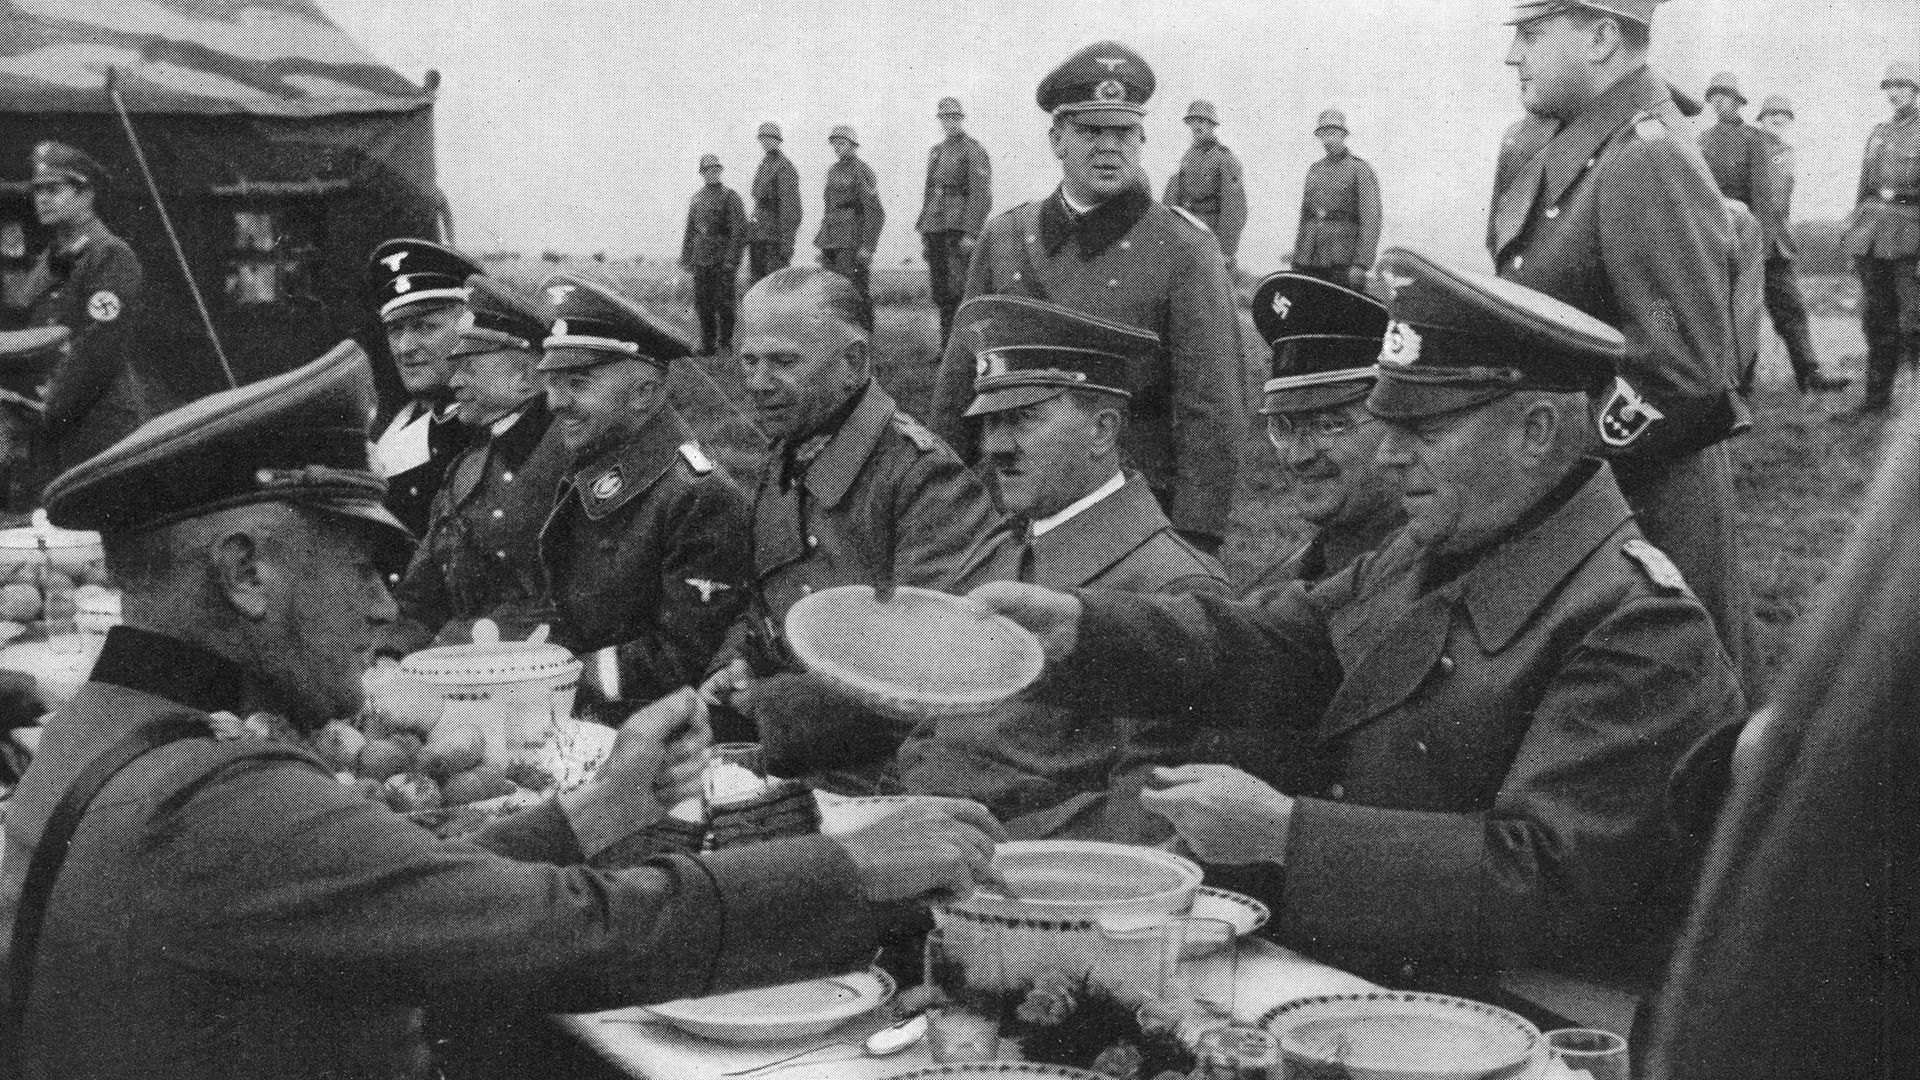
left=1060, top=188, right=1098, bottom=216
left=489, top=404, right=531, bottom=437
left=1030, top=471, right=1125, bottom=538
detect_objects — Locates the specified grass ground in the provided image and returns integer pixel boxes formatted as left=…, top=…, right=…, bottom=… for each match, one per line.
left=493, top=256, right=1886, bottom=700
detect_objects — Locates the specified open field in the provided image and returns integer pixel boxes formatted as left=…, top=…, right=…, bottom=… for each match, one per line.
left=492, top=256, right=1888, bottom=699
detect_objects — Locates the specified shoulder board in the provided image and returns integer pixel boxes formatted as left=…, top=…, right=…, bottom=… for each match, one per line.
left=1168, top=205, right=1212, bottom=232
left=1623, top=538, right=1691, bottom=595
left=678, top=441, right=714, bottom=474
left=1632, top=110, right=1669, bottom=142
left=889, top=412, right=940, bottom=452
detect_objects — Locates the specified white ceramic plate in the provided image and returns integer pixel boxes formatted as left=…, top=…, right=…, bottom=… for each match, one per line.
left=815, top=793, right=993, bottom=835
left=1260, top=991, right=1542, bottom=1080
left=647, top=967, right=895, bottom=1044
left=1193, top=885, right=1270, bottom=938
left=883, top=1064, right=1108, bottom=1080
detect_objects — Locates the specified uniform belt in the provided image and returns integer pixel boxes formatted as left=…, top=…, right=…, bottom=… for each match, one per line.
left=1307, top=209, right=1357, bottom=222
left=936, top=184, right=969, bottom=193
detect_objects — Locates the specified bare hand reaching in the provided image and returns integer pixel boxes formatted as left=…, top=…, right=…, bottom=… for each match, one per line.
left=829, top=802, right=1008, bottom=903
left=561, top=688, right=712, bottom=855
left=965, top=581, right=1083, bottom=664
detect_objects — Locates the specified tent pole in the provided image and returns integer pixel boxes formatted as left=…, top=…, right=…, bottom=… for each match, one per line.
left=104, top=66, right=238, bottom=390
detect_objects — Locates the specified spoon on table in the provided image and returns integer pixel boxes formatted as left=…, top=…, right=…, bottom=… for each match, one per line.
left=719, top=1013, right=928, bottom=1076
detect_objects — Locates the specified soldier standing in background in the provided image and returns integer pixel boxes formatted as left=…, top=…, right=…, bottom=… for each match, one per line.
left=928, top=41, right=1243, bottom=555
left=815, top=126, right=885, bottom=318
left=1164, top=100, right=1248, bottom=270
left=748, top=123, right=802, bottom=285
left=23, top=141, right=151, bottom=488
left=1489, top=0, right=1754, bottom=688
left=1842, top=61, right=1920, bottom=416
left=1292, top=110, right=1382, bottom=289
left=916, top=98, right=993, bottom=347
left=1753, top=95, right=1848, bottom=393
left=682, top=154, right=749, bottom=355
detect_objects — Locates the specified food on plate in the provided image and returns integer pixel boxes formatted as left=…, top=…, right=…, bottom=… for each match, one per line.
left=441, top=764, right=516, bottom=805
left=420, top=720, right=485, bottom=777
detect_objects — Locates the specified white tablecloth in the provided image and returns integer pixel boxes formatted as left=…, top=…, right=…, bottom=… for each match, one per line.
left=559, top=937, right=1377, bottom=1080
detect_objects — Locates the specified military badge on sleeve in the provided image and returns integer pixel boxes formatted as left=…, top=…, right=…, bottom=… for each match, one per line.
left=87, top=291, right=121, bottom=322
left=589, top=468, right=624, bottom=501
left=1624, top=539, right=1691, bottom=595
left=1598, top=377, right=1664, bottom=448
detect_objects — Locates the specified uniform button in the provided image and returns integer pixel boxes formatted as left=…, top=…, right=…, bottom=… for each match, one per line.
left=1415, top=740, right=1429, bottom=754
left=1025, top=235, right=1037, bottom=244
left=496, top=550, right=507, bottom=559
left=1012, top=272, right=1023, bottom=282
left=408, top=486, right=420, bottom=497
left=491, top=508, right=505, bottom=519
left=503, top=471, right=514, bottom=484
left=1120, top=240, right=1132, bottom=250
left=1437, top=655, right=1455, bottom=674
left=1544, top=206, right=1560, bottom=219
left=1510, top=256, right=1523, bottom=270
left=1107, top=278, right=1120, bottom=288
left=806, top=535, right=819, bottom=548
left=799, top=584, right=813, bottom=595
left=1327, top=783, right=1345, bottom=800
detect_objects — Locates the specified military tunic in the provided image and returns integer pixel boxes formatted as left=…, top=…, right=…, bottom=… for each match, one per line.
left=389, top=400, right=564, bottom=653
left=1292, top=150, right=1382, bottom=278
left=1051, top=461, right=1744, bottom=992
left=748, top=150, right=803, bottom=284
left=537, top=407, right=751, bottom=704
left=897, top=473, right=1226, bottom=833
left=928, top=186, right=1244, bottom=543
left=373, top=400, right=472, bottom=542
left=1165, top=137, right=1249, bottom=263
left=1698, top=117, right=1775, bottom=221
left=0, top=627, right=878, bottom=1080
left=682, top=181, right=749, bottom=353
left=1486, top=65, right=1753, bottom=689
left=1746, top=129, right=1829, bottom=390
left=815, top=156, right=885, bottom=306
left=1843, top=104, right=1920, bottom=402
left=917, top=133, right=993, bottom=342
left=23, top=216, right=152, bottom=482
left=722, top=381, right=998, bottom=781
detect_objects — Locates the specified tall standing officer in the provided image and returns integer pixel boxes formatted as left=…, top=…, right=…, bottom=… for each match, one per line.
left=1164, top=101, right=1249, bottom=270
left=1843, top=62, right=1920, bottom=415
left=815, top=126, right=885, bottom=317
left=928, top=42, right=1244, bottom=555
left=1752, top=95, right=1848, bottom=394
left=1489, top=0, right=1754, bottom=685
left=532, top=273, right=752, bottom=705
left=916, top=98, right=994, bottom=347
left=366, top=238, right=482, bottom=539
left=1292, top=111, right=1383, bottom=289
left=22, top=141, right=152, bottom=488
left=682, top=153, right=750, bottom=355
left=747, top=123, right=803, bottom=285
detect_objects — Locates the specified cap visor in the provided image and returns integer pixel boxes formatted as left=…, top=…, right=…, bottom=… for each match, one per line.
left=379, top=294, right=466, bottom=322
left=1057, top=106, right=1146, bottom=127
left=1262, top=380, right=1373, bottom=416
left=1366, top=374, right=1516, bottom=421
left=964, top=384, right=1070, bottom=417
left=537, top=346, right=623, bottom=371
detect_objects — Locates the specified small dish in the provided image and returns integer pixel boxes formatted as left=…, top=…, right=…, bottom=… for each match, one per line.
left=1261, top=990, right=1542, bottom=1080
left=647, top=966, right=895, bottom=1044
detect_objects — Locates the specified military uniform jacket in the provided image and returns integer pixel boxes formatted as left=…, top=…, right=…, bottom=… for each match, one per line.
left=1843, top=106, right=1920, bottom=259
left=1054, top=462, right=1744, bottom=986
left=815, top=156, right=884, bottom=254
left=1292, top=150, right=1382, bottom=271
left=928, top=186, right=1244, bottom=539
left=916, top=133, right=993, bottom=237
left=897, top=473, right=1226, bottom=828
left=24, top=217, right=152, bottom=467
left=1165, top=139, right=1249, bottom=261
left=749, top=151, right=803, bottom=247
left=537, top=408, right=751, bottom=704
left=1698, top=118, right=1777, bottom=228
left=391, top=400, right=565, bottom=651
left=682, top=183, right=750, bottom=269
left=1242, top=504, right=1406, bottom=594
left=0, top=627, right=876, bottom=1080
left=375, top=400, right=473, bottom=540
left=1758, top=130, right=1800, bottom=259
left=1488, top=66, right=1743, bottom=461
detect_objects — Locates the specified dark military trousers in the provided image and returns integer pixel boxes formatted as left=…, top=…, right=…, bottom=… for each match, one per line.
left=748, top=241, right=793, bottom=285
left=922, top=231, right=971, bottom=346
left=1760, top=258, right=1824, bottom=390
left=1857, top=255, right=1920, bottom=409
left=691, top=266, right=738, bottom=354
left=818, top=248, right=873, bottom=328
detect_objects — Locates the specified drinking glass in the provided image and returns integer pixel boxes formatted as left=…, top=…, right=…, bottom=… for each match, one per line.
left=924, top=924, right=1007, bottom=1063
left=1164, top=916, right=1237, bottom=1019
left=703, top=742, right=766, bottom=807
left=1093, top=919, right=1171, bottom=1003
left=1545, top=1027, right=1630, bottom=1080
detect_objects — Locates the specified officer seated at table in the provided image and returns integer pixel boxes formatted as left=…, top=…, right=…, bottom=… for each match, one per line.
left=895, top=295, right=1228, bottom=836
left=971, top=248, right=1746, bottom=1006
left=0, top=342, right=1004, bottom=1079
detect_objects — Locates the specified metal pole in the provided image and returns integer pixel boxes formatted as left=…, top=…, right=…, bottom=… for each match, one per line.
left=104, top=66, right=238, bottom=389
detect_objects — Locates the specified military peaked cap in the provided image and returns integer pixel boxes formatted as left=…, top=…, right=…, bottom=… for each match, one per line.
left=45, top=341, right=408, bottom=546
left=1506, top=0, right=1666, bottom=26
left=1366, top=247, right=1623, bottom=421
left=538, top=272, right=692, bottom=371
left=30, top=141, right=106, bottom=190
left=451, top=277, right=547, bottom=360
left=1037, top=41, right=1155, bottom=124
left=1705, top=72, right=1747, bottom=105
left=957, top=295, right=1156, bottom=417
left=368, top=238, right=481, bottom=321
left=1757, top=94, right=1795, bottom=119
left=1252, top=273, right=1388, bottom=415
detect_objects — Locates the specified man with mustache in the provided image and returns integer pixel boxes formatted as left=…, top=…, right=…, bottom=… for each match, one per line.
left=927, top=41, right=1243, bottom=557
left=366, top=238, right=482, bottom=540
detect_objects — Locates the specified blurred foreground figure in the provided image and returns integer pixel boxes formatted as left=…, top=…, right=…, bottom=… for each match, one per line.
left=1645, top=408, right=1920, bottom=1079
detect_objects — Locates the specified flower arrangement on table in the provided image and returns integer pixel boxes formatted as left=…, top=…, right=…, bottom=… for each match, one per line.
left=1008, top=971, right=1208, bottom=1080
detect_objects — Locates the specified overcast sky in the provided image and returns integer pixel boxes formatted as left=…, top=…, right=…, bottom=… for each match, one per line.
left=317, top=0, right=1917, bottom=273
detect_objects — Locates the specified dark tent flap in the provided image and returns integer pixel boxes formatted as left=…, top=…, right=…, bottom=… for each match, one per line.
left=0, top=0, right=430, bottom=117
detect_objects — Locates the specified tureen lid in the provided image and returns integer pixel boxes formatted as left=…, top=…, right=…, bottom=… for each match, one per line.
left=400, top=619, right=580, bottom=684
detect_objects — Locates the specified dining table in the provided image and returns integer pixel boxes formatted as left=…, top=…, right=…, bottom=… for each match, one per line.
left=558, top=934, right=1379, bottom=1079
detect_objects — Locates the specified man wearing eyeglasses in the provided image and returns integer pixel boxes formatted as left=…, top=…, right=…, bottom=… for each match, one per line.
left=971, top=248, right=1744, bottom=1004
left=1244, top=273, right=1404, bottom=592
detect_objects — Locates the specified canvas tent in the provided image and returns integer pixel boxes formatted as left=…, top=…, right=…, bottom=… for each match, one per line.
left=0, top=0, right=444, bottom=406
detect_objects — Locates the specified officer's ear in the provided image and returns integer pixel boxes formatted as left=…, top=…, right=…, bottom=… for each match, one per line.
left=1515, top=394, right=1564, bottom=464
left=207, top=524, right=273, bottom=621
left=841, top=336, right=871, bottom=385
left=1049, top=118, right=1069, bottom=162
